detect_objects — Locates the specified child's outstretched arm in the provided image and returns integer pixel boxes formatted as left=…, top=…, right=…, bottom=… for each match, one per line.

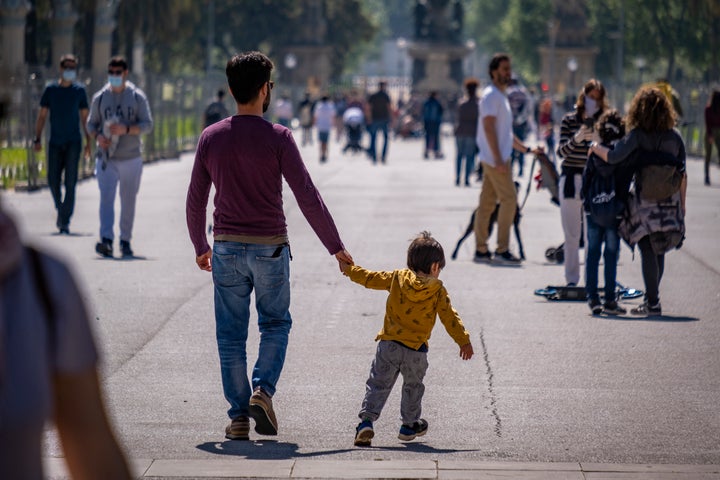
left=459, top=343, right=474, bottom=360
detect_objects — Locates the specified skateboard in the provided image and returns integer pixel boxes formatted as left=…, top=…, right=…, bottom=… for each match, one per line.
left=535, top=282, right=643, bottom=301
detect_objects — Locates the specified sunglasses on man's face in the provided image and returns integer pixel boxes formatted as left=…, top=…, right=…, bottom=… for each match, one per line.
left=268, top=81, right=274, bottom=90
left=108, top=69, right=124, bottom=75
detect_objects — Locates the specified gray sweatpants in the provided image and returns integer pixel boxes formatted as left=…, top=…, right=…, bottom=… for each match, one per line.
left=359, top=340, right=428, bottom=425
left=96, top=156, right=143, bottom=242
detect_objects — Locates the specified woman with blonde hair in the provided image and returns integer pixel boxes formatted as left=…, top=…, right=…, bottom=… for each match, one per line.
left=590, top=86, right=687, bottom=316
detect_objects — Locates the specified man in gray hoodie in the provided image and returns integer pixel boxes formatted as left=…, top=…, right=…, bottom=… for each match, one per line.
left=87, top=56, right=153, bottom=258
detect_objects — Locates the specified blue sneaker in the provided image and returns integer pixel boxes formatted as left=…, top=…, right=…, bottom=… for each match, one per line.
left=354, top=419, right=374, bottom=447
left=398, top=418, right=428, bottom=441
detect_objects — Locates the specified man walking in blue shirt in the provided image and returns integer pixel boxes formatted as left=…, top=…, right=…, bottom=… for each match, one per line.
left=34, top=54, right=91, bottom=234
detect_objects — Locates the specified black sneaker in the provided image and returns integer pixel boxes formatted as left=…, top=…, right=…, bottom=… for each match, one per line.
left=603, top=301, right=627, bottom=315
left=631, top=302, right=661, bottom=316
left=473, top=251, right=492, bottom=264
left=120, top=240, right=133, bottom=258
left=95, top=238, right=113, bottom=258
left=398, top=419, right=428, bottom=441
left=588, top=297, right=602, bottom=315
left=494, top=250, right=522, bottom=265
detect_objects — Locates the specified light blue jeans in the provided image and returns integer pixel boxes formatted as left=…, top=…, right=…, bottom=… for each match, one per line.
left=584, top=215, right=620, bottom=302
left=212, top=241, right=292, bottom=419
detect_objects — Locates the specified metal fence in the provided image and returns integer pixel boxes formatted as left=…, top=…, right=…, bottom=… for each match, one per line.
left=0, top=66, right=228, bottom=190
left=1, top=65, right=716, bottom=191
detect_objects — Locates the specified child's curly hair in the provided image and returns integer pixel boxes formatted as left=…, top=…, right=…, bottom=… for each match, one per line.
left=595, top=108, right=625, bottom=145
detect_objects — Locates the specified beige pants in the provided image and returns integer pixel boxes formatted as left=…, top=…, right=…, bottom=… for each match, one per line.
left=474, top=163, right=517, bottom=254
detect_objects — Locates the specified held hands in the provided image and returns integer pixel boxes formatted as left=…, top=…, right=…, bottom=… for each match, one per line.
left=459, top=343, right=474, bottom=360
left=335, top=249, right=354, bottom=274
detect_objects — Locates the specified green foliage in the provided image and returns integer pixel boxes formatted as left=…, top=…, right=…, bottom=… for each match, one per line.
left=499, top=0, right=553, bottom=82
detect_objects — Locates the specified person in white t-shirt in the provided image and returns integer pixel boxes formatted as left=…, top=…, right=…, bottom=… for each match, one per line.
left=473, top=53, right=542, bottom=265
left=314, top=95, right=336, bottom=163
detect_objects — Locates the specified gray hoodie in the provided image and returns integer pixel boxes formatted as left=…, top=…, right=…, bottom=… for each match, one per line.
left=87, top=80, right=153, bottom=160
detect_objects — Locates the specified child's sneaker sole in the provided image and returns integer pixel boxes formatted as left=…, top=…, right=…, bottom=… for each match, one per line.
left=354, top=428, right=374, bottom=447
left=398, top=429, right=427, bottom=441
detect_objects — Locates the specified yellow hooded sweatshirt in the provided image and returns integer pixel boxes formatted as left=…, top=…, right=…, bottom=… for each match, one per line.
left=347, top=265, right=471, bottom=350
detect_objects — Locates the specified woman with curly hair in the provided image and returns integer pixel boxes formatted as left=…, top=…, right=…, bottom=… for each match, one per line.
left=590, top=86, right=687, bottom=316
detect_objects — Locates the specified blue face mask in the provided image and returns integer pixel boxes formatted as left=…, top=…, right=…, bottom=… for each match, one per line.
left=62, top=69, right=77, bottom=82
left=108, top=75, right=124, bottom=88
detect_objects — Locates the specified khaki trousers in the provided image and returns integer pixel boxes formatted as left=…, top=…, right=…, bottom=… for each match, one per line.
left=474, top=163, right=517, bottom=254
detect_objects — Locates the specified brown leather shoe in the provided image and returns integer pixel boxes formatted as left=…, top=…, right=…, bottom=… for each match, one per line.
left=225, top=416, right=249, bottom=440
left=249, top=388, right=278, bottom=435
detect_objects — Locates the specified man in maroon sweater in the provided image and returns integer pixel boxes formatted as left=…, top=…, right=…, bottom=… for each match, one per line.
left=186, top=51, right=353, bottom=441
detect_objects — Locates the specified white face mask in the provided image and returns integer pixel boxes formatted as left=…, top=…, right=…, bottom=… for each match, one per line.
left=585, top=97, right=599, bottom=118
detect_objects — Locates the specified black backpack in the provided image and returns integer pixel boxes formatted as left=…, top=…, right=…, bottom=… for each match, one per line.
left=582, top=155, right=627, bottom=228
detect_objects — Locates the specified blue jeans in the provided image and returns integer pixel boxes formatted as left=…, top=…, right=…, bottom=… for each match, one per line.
left=368, top=120, right=389, bottom=163
left=424, top=121, right=441, bottom=155
left=47, top=140, right=81, bottom=229
left=584, top=215, right=620, bottom=302
left=212, top=241, right=292, bottom=419
left=455, top=136, right=476, bottom=184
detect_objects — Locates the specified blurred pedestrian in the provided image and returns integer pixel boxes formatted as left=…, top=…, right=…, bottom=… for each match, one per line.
left=204, top=89, right=229, bottom=128
left=704, top=89, right=720, bottom=186
left=298, top=92, right=315, bottom=146
left=590, top=86, right=687, bottom=317
left=454, top=78, right=480, bottom=185
left=366, top=81, right=392, bottom=164
left=0, top=199, right=132, bottom=480
left=507, top=78, right=532, bottom=177
left=536, top=97, right=555, bottom=162
left=422, top=91, right=444, bottom=159
left=87, top=56, right=153, bottom=259
left=33, top=54, right=91, bottom=234
left=473, top=53, right=542, bottom=265
left=186, top=51, right=353, bottom=441
left=556, top=79, right=607, bottom=286
left=314, top=94, right=336, bottom=163
left=339, top=231, right=473, bottom=447
left=274, top=94, right=293, bottom=128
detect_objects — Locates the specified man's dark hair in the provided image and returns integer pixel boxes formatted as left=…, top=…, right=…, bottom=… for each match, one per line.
left=407, top=231, right=446, bottom=275
left=226, top=52, right=274, bottom=105
left=488, top=53, right=510, bottom=80
left=464, top=77, right=479, bottom=96
left=60, top=54, right=78, bottom=68
left=108, top=56, right=128, bottom=71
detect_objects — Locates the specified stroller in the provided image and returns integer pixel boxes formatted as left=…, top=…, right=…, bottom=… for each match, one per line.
left=342, top=106, right=365, bottom=154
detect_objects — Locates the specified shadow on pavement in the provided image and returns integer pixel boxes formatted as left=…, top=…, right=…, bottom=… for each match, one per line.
left=603, top=314, right=699, bottom=323
left=196, top=441, right=355, bottom=459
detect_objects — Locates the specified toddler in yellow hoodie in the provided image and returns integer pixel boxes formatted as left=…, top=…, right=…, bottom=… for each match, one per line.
left=340, top=231, right=474, bottom=447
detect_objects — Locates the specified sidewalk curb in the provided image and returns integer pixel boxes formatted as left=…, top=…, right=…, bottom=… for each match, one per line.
left=44, top=457, right=720, bottom=479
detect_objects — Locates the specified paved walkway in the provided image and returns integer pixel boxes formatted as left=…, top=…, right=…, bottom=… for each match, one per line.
left=12, top=127, right=718, bottom=480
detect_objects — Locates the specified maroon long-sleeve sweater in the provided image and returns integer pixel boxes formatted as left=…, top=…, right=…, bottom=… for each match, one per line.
left=186, top=115, right=344, bottom=257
